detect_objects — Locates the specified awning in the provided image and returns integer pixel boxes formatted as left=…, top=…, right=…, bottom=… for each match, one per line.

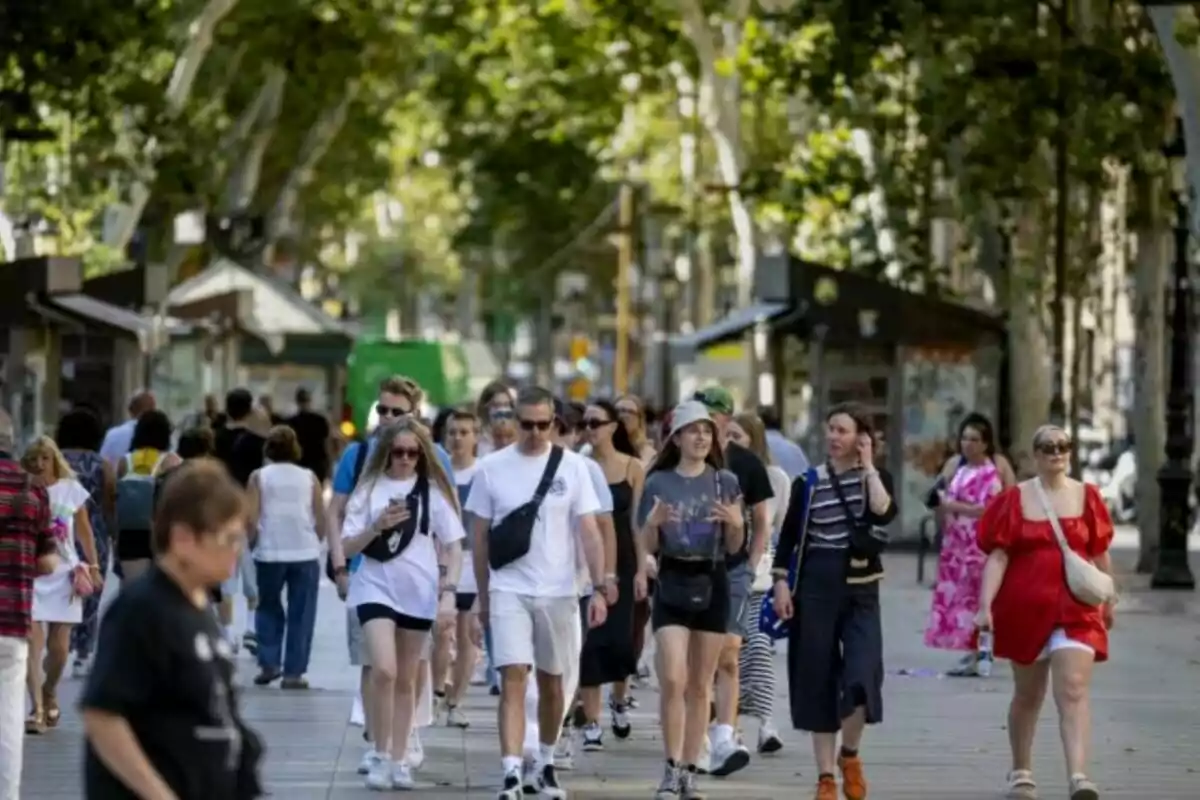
left=670, top=301, right=792, bottom=351
left=42, top=294, right=189, bottom=337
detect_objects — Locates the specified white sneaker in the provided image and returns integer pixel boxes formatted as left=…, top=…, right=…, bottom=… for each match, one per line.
left=365, top=755, right=392, bottom=790
left=446, top=704, right=470, bottom=728
left=391, top=761, right=415, bottom=790
left=757, top=722, right=783, bottom=754
left=350, top=695, right=366, bottom=727
left=496, top=768, right=522, bottom=800
left=521, top=757, right=538, bottom=794
left=406, top=731, right=425, bottom=771
left=709, top=735, right=751, bottom=777
left=696, top=735, right=711, bottom=774
left=71, top=656, right=91, bottom=679
left=358, top=749, right=383, bottom=775
left=554, top=731, right=575, bottom=771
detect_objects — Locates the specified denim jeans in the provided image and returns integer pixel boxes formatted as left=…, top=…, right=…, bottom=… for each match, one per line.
left=254, top=559, right=320, bottom=677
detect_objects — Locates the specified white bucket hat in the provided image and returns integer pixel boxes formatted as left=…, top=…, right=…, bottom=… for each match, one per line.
left=667, top=400, right=715, bottom=439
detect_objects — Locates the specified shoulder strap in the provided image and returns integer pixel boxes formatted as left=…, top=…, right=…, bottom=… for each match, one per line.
left=711, top=468, right=725, bottom=561
left=417, top=474, right=431, bottom=535
left=826, top=462, right=864, bottom=519
left=531, top=446, right=564, bottom=506
left=351, top=442, right=369, bottom=488
left=1032, top=480, right=1072, bottom=554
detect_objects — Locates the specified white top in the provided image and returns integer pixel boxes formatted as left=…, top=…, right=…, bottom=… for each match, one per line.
left=754, top=464, right=794, bottom=591
left=343, top=474, right=466, bottom=620
left=254, top=463, right=321, bottom=562
left=32, top=478, right=91, bottom=623
left=576, top=458, right=614, bottom=595
left=99, top=419, right=136, bottom=464
left=454, top=462, right=481, bottom=593
left=466, top=444, right=601, bottom=599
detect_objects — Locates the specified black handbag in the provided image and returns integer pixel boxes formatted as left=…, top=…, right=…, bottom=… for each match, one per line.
left=655, top=471, right=725, bottom=613
left=828, top=466, right=885, bottom=558
left=360, top=475, right=431, bottom=563
left=923, top=456, right=963, bottom=510
left=488, top=446, right=564, bottom=570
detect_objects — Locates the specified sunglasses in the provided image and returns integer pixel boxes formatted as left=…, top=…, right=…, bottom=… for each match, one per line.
left=391, top=447, right=421, bottom=460
left=377, top=404, right=411, bottom=419
left=519, top=419, right=553, bottom=432
left=1037, top=441, right=1071, bottom=455
left=581, top=419, right=615, bottom=430
left=615, top=406, right=640, bottom=417
left=490, top=408, right=515, bottom=421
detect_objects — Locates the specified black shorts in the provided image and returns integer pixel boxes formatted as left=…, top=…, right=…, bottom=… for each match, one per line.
left=115, top=529, right=153, bottom=562
left=356, top=603, right=434, bottom=632
left=651, top=558, right=729, bottom=635
left=455, top=592, right=476, bottom=613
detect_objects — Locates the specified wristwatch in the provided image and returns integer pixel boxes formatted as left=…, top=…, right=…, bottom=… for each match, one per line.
left=603, top=573, right=618, bottom=585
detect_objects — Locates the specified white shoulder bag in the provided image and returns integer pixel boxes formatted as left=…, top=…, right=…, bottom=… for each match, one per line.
left=1032, top=480, right=1115, bottom=607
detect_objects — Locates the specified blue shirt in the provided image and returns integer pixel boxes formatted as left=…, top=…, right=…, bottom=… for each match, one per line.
left=333, top=437, right=455, bottom=572
left=766, top=429, right=809, bottom=480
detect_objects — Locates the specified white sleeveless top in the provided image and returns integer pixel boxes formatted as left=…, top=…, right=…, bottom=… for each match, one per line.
left=254, top=462, right=320, bottom=562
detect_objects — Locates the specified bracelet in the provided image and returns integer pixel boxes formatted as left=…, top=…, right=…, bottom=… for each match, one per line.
left=603, top=573, right=618, bottom=584
left=862, top=469, right=879, bottom=478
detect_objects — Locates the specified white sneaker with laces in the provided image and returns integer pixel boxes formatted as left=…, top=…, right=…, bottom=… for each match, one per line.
left=391, top=761, right=415, bottom=790
left=358, top=749, right=383, bottom=775
left=406, top=731, right=425, bottom=771
left=757, top=722, right=783, bottom=754
left=554, top=731, right=575, bottom=771
left=709, top=734, right=751, bottom=777
left=365, top=755, right=392, bottom=790
left=446, top=705, right=470, bottom=728
left=521, top=757, right=538, bottom=794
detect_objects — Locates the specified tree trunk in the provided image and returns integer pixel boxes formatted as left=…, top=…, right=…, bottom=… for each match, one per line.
left=103, top=0, right=241, bottom=252
left=1131, top=171, right=1167, bottom=572
left=220, top=66, right=287, bottom=215
left=677, top=0, right=757, bottom=308
left=1007, top=203, right=1053, bottom=475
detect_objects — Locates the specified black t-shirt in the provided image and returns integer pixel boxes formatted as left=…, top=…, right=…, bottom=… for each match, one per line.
left=81, top=567, right=263, bottom=799
left=723, top=441, right=774, bottom=564
left=287, top=410, right=330, bottom=479
left=214, top=426, right=264, bottom=487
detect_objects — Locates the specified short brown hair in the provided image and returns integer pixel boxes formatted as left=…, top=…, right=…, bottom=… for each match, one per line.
left=263, top=425, right=301, bottom=463
left=826, top=402, right=874, bottom=436
left=379, top=375, right=423, bottom=407
left=449, top=408, right=479, bottom=427
left=153, top=459, right=247, bottom=555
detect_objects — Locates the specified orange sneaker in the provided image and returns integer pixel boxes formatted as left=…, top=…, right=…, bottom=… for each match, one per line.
left=838, top=754, right=868, bottom=800
left=814, top=775, right=838, bottom=800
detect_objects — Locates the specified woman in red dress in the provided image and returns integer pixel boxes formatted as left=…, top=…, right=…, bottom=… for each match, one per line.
left=976, top=424, right=1114, bottom=800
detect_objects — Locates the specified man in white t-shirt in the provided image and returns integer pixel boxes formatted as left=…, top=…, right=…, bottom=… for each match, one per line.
left=467, top=387, right=607, bottom=800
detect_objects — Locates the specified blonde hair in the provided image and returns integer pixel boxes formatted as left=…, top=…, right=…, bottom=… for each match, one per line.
left=1032, top=424, right=1068, bottom=449
left=355, top=417, right=460, bottom=517
left=21, top=436, right=75, bottom=481
left=733, top=411, right=771, bottom=464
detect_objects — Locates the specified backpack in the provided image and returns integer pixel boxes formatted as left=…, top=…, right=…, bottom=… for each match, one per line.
left=116, top=452, right=165, bottom=533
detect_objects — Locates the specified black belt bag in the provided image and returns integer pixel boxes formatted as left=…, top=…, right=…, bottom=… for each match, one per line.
left=657, top=568, right=716, bottom=612
left=488, top=446, right=564, bottom=570
left=361, top=475, right=431, bottom=563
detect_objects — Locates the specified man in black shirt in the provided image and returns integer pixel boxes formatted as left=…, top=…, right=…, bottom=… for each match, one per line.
left=214, top=388, right=265, bottom=487
left=693, top=386, right=774, bottom=776
left=81, top=461, right=264, bottom=799
left=286, top=387, right=331, bottom=481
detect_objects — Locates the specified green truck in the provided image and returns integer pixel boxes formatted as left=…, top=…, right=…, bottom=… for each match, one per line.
left=343, top=339, right=472, bottom=436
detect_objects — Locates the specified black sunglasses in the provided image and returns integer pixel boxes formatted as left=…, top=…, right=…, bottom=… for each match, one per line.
left=377, top=404, right=411, bottom=419
left=1037, top=441, right=1072, bottom=455
left=580, top=419, right=615, bottom=430
left=519, top=419, right=553, bottom=432
left=391, top=447, right=421, bottom=460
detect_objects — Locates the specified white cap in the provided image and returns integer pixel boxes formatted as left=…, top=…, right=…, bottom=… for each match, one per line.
left=667, top=400, right=715, bottom=439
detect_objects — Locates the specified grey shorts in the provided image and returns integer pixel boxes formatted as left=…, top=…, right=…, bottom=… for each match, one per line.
left=725, top=560, right=752, bottom=636
left=346, top=606, right=371, bottom=667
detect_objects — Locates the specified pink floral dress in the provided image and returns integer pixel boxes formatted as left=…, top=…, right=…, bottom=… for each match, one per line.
left=923, top=461, right=1002, bottom=651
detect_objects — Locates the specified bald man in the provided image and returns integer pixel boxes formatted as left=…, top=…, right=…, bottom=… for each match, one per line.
left=99, top=391, right=156, bottom=465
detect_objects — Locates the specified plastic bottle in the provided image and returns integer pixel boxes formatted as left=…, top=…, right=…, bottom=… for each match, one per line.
left=976, top=630, right=994, bottom=677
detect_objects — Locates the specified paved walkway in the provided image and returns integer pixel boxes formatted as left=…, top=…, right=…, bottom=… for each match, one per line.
left=20, top=552, right=1200, bottom=799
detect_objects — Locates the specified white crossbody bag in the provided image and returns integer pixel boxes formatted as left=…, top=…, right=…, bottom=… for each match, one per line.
left=1032, top=480, right=1116, bottom=607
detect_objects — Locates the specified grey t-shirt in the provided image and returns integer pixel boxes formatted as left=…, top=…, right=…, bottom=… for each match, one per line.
left=637, top=466, right=741, bottom=560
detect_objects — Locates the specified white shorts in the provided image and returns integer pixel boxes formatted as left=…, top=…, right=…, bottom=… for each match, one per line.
left=1036, top=627, right=1095, bottom=661
left=489, top=591, right=581, bottom=676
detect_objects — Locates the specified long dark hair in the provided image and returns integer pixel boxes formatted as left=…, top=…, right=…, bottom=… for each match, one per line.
left=959, top=412, right=997, bottom=457
left=590, top=399, right=637, bottom=458
left=648, top=419, right=724, bottom=475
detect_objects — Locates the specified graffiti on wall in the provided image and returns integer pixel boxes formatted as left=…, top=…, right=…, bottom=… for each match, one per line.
left=898, top=347, right=978, bottom=535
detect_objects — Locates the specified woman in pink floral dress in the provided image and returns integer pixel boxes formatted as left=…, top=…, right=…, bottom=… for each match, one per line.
left=924, top=414, right=1010, bottom=676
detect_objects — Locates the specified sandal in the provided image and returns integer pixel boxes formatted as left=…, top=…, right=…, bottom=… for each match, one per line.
left=1006, top=769, right=1038, bottom=799
left=1069, top=774, right=1099, bottom=800
left=43, top=688, right=60, bottom=728
left=25, top=711, right=45, bottom=735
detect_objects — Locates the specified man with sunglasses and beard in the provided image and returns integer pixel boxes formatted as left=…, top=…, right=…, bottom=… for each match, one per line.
left=325, top=376, right=454, bottom=775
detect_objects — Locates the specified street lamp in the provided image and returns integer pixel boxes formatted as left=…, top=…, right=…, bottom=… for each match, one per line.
left=1153, top=117, right=1196, bottom=590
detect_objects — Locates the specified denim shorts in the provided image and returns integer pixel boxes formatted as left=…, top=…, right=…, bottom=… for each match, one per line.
left=725, top=560, right=752, bottom=636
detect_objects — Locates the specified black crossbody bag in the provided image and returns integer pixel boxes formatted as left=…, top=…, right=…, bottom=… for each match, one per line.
left=488, top=446, right=564, bottom=570
left=361, top=474, right=431, bottom=562
left=656, top=470, right=725, bottom=613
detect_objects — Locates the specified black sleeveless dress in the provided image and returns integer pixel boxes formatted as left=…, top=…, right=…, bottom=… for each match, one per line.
left=578, top=473, right=638, bottom=687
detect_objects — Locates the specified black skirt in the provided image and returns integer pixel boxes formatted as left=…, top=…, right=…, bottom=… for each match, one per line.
left=785, top=548, right=884, bottom=733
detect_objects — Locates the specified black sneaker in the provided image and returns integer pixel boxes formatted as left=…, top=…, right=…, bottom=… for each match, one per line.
left=655, top=762, right=681, bottom=798
left=582, top=722, right=604, bottom=751
left=252, top=668, right=281, bottom=686
left=496, top=770, right=522, bottom=800
left=537, top=764, right=567, bottom=800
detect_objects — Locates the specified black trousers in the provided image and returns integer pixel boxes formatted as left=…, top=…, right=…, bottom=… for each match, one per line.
left=785, top=550, right=884, bottom=733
